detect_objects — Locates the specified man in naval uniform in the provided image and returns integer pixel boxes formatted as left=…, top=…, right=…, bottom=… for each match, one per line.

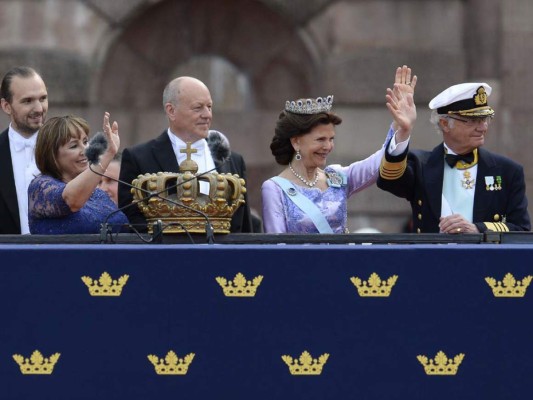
left=378, top=82, right=530, bottom=233
left=118, top=76, right=252, bottom=233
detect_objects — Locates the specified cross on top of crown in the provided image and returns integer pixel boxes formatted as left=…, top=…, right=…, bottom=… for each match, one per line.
left=180, top=142, right=197, bottom=161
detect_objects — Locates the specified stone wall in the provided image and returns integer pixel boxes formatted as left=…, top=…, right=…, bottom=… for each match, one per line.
left=1, top=0, right=532, bottom=233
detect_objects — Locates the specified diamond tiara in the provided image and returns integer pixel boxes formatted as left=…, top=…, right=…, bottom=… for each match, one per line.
left=285, top=95, right=334, bottom=115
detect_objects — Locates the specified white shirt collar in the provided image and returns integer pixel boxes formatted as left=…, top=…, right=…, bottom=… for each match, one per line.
left=167, top=129, right=207, bottom=152
left=8, top=125, right=38, bottom=152
left=443, top=142, right=458, bottom=156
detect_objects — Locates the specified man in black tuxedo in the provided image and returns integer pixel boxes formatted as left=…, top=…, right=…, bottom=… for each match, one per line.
left=378, top=81, right=530, bottom=233
left=0, top=66, right=48, bottom=234
left=118, top=76, right=252, bottom=233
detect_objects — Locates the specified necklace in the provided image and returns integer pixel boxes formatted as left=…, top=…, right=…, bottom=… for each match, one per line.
left=289, top=162, right=319, bottom=187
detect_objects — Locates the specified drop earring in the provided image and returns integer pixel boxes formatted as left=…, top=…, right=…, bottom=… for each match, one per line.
left=295, top=150, right=302, bottom=161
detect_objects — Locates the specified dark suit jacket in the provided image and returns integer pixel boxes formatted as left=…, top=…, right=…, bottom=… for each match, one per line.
left=377, top=142, right=531, bottom=233
left=118, top=131, right=253, bottom=233
left=0, top=128, right=21, bottom=234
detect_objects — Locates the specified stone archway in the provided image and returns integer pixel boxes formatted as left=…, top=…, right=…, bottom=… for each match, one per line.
left=96, top=0, right=317, bottom=111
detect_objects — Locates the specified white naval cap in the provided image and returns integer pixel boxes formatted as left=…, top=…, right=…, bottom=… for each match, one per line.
left=428, top=82, right=495, bottom=117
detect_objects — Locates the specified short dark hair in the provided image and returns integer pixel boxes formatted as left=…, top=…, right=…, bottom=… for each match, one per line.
left=270, top=111, right=342, bottom=165
left=0, top=66, right=39, bottom=104
left=35, top=116, right=90, bottom=180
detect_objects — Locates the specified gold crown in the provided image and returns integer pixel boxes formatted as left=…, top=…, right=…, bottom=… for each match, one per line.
left=350, top=272, right=398, bottom=297
left=281, top=351, right=329, bottom=375
left=417, top=351, right=465, bottom=375
left=485, top=273, right=532, bottom=297
left=147, top=351, right=195, bottom=375
left=81, top=272, right=129, bottom=296
left=13, top=350, right=60, bottom=375
left=216, top=272, right=263, bottom=297
left=131, top=143, right=246, bottom=234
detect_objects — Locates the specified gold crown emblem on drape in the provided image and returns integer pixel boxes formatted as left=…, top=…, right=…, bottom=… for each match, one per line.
left=351, top=273, right=398, bottom=297
left=131, top=144, right=246, bottom=234
left=485, top=273, right=532, bottom=297
left=417, top=351, right=464, bottom=375
left=81, top=272, right=129, bottom=296
left=147, top=351, right=195, bottom=375
left=215, top=272, right=263, bottom=297
left=281, top=351, right=329, bottom=375
left=13, top=350, right=60, bottom=375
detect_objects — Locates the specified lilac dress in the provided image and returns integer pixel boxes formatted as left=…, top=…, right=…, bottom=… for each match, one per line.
left=28, top=175, right=128, bottom=234
left=261, top=128, right=393, bottom=233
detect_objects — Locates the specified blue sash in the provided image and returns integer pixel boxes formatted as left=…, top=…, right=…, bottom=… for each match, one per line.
left=271, top=177, right=334, bottom=234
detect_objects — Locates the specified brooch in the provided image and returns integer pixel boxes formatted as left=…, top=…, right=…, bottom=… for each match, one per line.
left=326, top=171, right=347, bottom=188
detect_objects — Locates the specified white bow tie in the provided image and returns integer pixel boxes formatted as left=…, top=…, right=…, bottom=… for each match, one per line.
left=12, top=135, right=36, bottom=152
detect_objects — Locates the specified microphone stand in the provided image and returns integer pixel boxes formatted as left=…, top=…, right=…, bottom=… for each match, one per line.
left=90, top=163, right=220, bottom=244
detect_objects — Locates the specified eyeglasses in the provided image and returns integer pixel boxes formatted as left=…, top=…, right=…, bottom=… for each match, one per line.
left=447, top=115, right=494, bottom=126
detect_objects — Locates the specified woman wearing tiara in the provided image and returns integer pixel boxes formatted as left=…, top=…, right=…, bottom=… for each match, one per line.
left=261, top=65, right=417, bottom=233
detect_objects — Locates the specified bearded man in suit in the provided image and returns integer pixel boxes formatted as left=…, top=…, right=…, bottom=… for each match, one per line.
left=118, top=76, right=252, bottom=233
left=378, top=81, right=530, bottom=234
left=0, top=66, right=48, bottom=234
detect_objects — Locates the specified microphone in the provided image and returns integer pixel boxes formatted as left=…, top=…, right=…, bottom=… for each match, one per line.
left=85, top=133, right=228, bottom=244
left=85, top=131, right=108, bottom=164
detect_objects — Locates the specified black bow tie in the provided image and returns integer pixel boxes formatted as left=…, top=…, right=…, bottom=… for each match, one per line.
left=445, top=152, right=475, bottom=168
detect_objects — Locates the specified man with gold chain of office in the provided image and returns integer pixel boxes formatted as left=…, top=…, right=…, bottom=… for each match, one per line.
left=378, top=78, right=530, bottom=234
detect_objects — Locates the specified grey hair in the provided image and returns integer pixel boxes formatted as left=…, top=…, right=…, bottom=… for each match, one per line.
left=430, top=110, right=454, bottom=134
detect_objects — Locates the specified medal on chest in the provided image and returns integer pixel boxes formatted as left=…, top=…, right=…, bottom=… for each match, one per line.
left=461, top=170, right=475, bottom=189
left=485, top=176, right=502, bottom=191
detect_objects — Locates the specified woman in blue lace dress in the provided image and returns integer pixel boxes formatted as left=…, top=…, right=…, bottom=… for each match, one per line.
left=261, top=65, right=417, bottom=233
left=28, top=113, right=128, bottom=234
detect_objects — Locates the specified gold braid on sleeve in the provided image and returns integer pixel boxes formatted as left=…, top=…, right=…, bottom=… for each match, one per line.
left=483, top=222, right=510, bottom=232
left=379, top=157, right=407, bottom=180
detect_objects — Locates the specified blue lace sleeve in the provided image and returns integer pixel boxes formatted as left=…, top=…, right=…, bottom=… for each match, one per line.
left=28, top=175, right=72, bottom=218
